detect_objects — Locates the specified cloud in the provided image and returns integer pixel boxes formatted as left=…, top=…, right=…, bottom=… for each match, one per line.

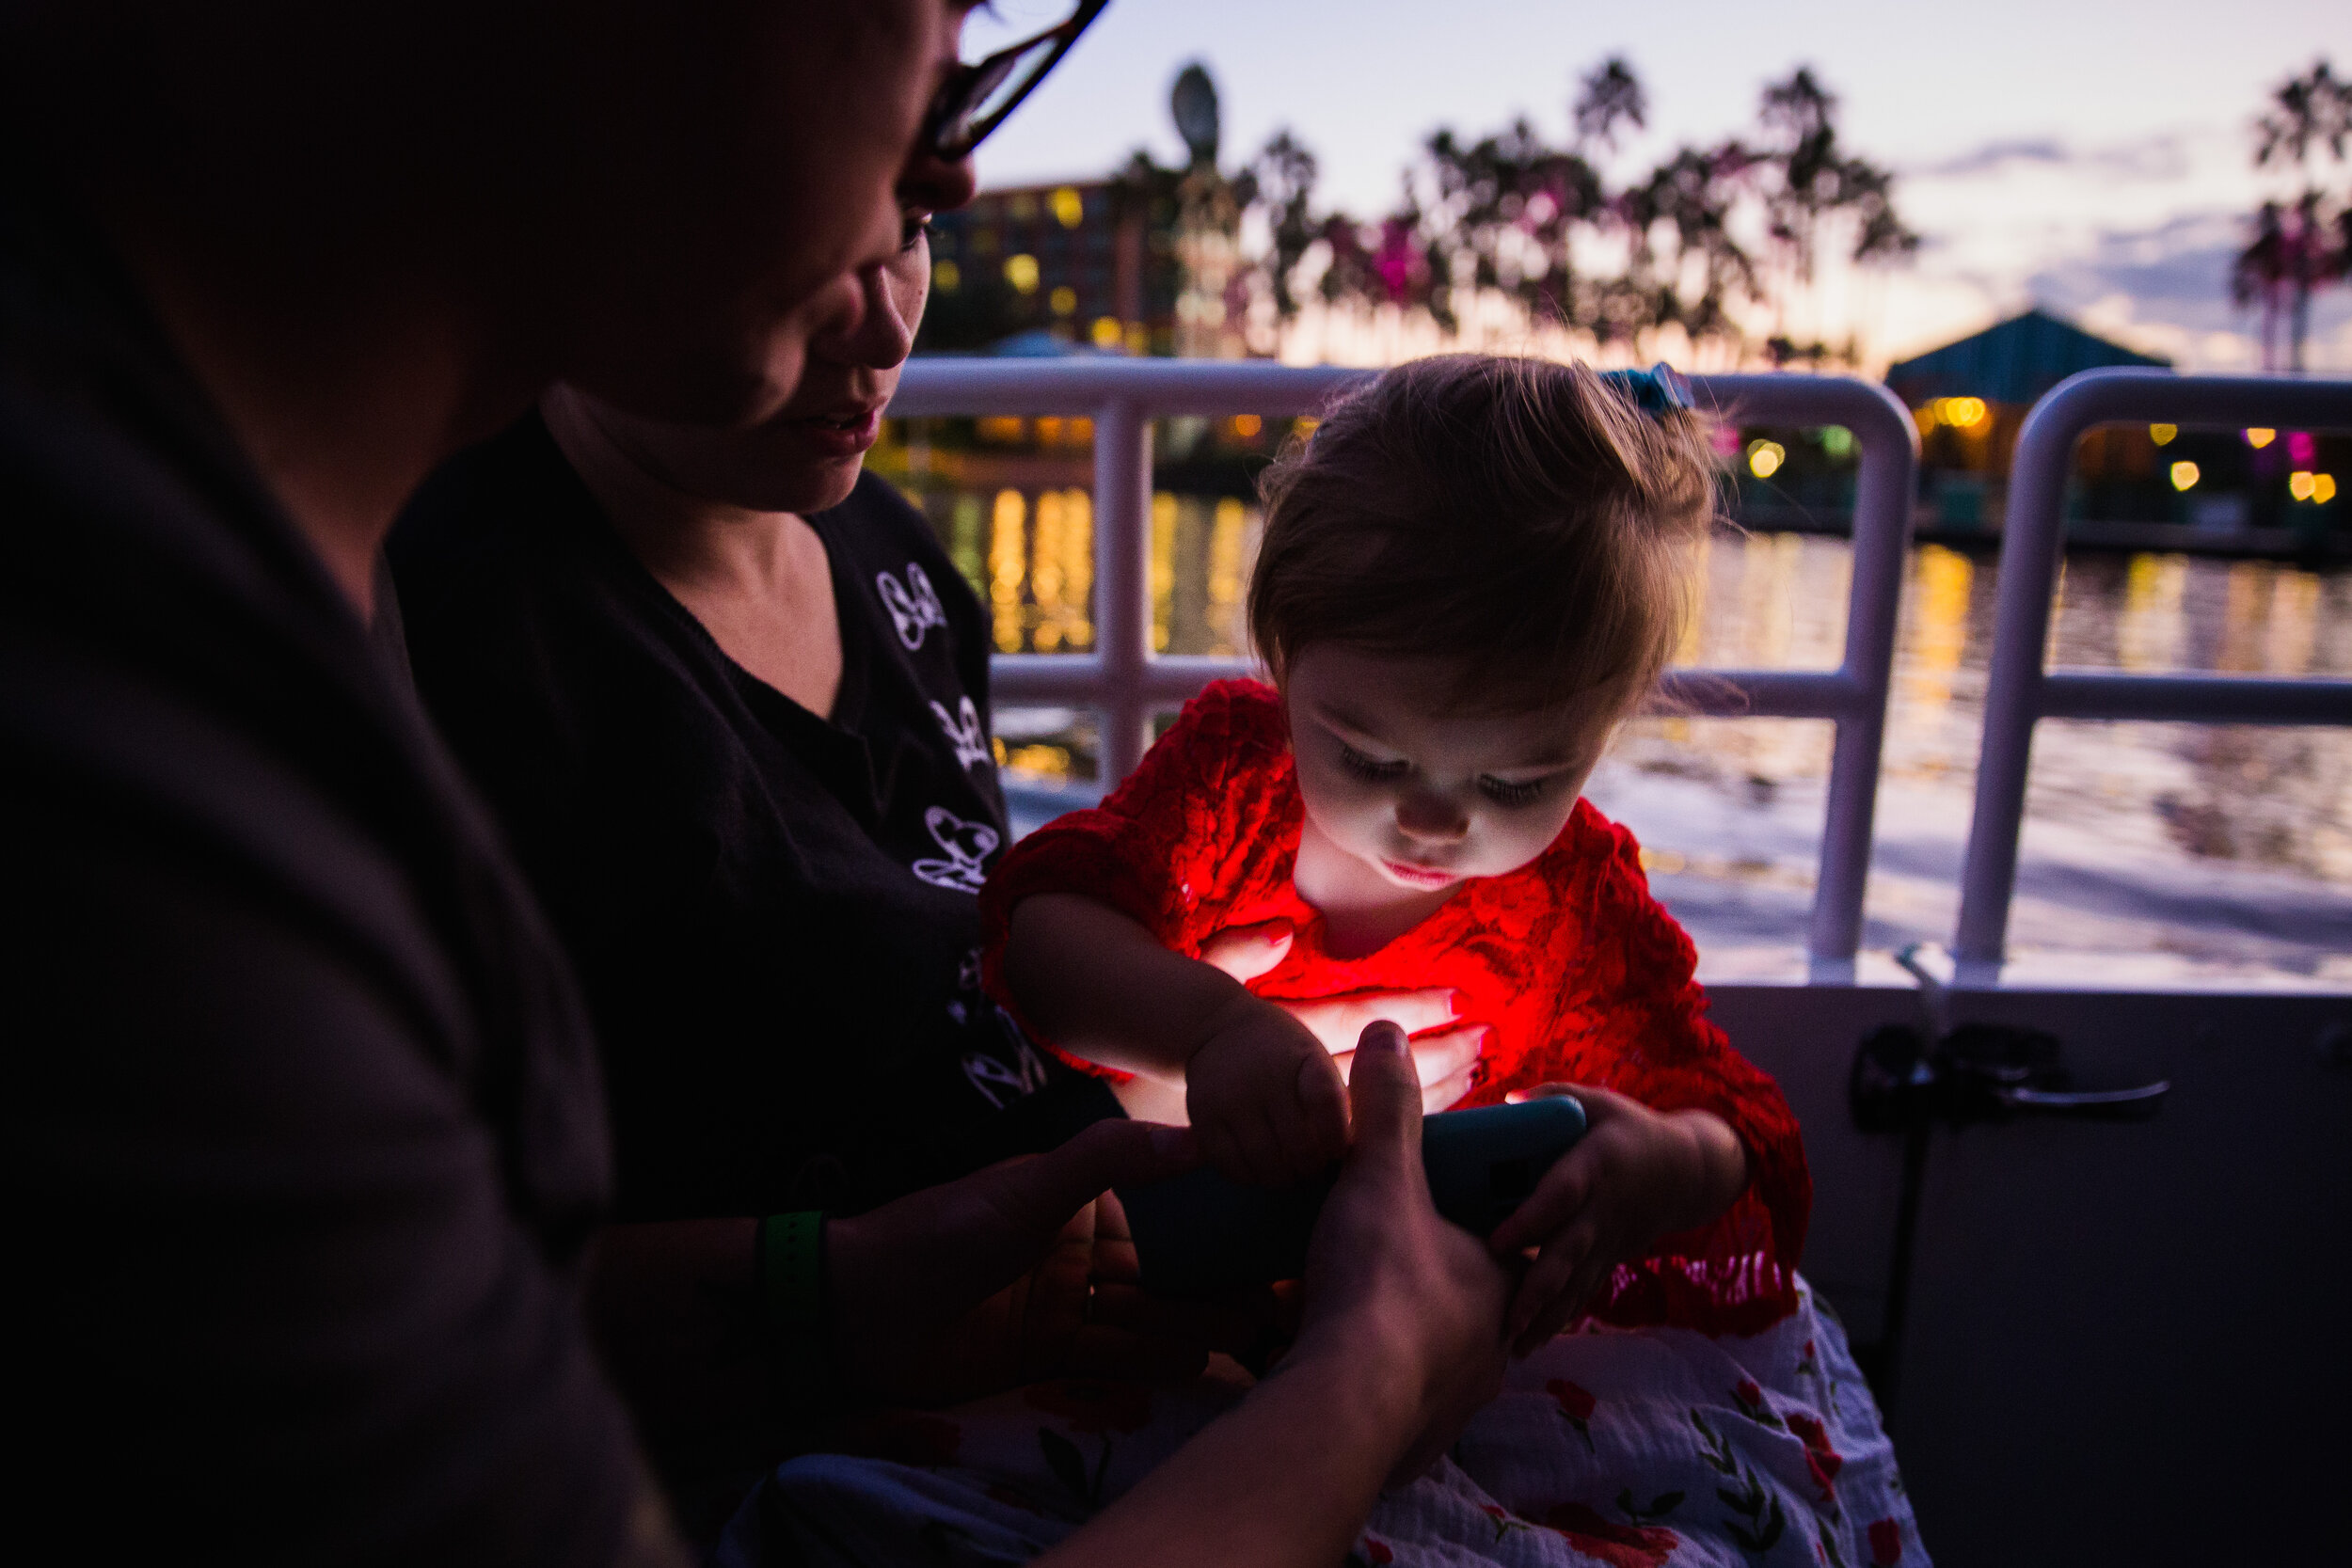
left=1910, top=132, right=2194, bottom=183
left=2026, top=211, right=2352, bottom=370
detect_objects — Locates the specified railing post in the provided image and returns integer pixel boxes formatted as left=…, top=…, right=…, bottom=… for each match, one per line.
left=1811, top=386, right=1915, bottom=968
left=1690, top=374, right=1917, bottom=969
left=1092, top=398, right=1152, bottom=782
left=1950, top=378, right=2077, bottom=977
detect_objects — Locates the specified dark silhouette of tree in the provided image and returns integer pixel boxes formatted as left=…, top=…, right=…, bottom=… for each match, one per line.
left=2237, top=59, right=2350, bottom=371
left=1574, top=56, right=1646, bottom=153
left=1751, top=68, right=1917, bottom=360
left=1236, top=131, right=1322, bottom=321
left=1618, top=142, right=1760, bottom=350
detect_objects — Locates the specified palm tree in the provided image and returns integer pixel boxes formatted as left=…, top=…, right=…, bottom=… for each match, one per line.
left=1753, top=68, right=1917, bottom=355
left=2240, top=60, right=2350, bottom=371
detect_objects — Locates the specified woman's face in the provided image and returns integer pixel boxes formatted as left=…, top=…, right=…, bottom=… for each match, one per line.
left=545, top=1, right=977, bottom=432
left=1283, top=645, right=1608, bottom=896
left=584, top=193, right=961, bottom=516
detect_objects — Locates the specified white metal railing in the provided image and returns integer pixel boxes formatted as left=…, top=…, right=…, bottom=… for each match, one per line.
left=891, top=359, right=1919, bottom=969
left=1953, top=368, right=2352, bottom=981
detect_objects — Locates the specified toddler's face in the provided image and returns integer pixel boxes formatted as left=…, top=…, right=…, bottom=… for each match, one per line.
left=1282, top=645, right=1605, bottom=895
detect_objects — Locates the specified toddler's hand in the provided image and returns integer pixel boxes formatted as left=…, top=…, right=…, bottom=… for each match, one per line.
left=1184, top=989, right=1350, bottom=1187
left=1484, top=1085, right=1751, bottom=1356
left=1199, top=919, right=1488, bottom=1113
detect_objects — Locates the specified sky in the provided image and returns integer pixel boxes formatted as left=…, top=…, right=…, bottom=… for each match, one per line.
left=964, top=0, right=2352, bottom=371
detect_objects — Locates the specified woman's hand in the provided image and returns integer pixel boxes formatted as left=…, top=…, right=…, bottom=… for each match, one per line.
left=1200, top=919, right=1488, bottom=1114
left=829, top=1119, right=1254, bottom=1406
left=1484, top=1084, right=1751, bottom=1357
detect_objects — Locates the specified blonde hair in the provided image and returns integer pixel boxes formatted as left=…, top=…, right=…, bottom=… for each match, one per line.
left=1249, top=354, right=1719, bottom=720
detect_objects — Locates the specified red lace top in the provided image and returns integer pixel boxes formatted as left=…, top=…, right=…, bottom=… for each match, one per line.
left=980, top=680, right=1810, bottom=1336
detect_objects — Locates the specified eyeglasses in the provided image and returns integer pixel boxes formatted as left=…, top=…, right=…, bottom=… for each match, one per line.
left=921, top=0, right=1110, bottom=161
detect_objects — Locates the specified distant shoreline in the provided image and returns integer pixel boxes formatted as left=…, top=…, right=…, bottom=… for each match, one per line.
left=1730, top=506, right=2352, bottom=564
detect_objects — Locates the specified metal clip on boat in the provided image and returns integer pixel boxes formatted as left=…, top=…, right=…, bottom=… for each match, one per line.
left=1850, top=1022, right=2169, bottom=1132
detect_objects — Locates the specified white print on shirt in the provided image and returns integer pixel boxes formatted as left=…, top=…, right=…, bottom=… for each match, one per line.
left=930, top=696, right=992, bottom=772
left=961, top=1028, right=1049, bottom=1109
left=910, top=805, right=999, bottom=893
left=877, top=562, right=948, bottom=650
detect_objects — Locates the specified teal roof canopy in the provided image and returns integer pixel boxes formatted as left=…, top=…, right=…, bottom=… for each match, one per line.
left=1883, top=308, right=2169, bottom=408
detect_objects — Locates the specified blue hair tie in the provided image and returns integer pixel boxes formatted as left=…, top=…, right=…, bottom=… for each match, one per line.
left=1598, top=363, right=1694, bottom=417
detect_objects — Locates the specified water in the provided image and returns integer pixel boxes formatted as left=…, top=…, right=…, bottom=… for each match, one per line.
left=1589, top=536, right=2352, bottom=982
left=879, top=424, right=2352, bottom=982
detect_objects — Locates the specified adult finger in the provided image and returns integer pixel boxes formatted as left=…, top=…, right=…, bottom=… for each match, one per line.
left=1019, top=1202, right=1104, bottom=1371
left=1086, top=1192, right=1141, bottom=1285
left=985, top=1117, right=1201, bottom=1243
left=1485, top=1141, right=1596, bottom=1257
left=1343, top=1020, right=1424, bottom=1169
left=1197, top=919, right=1295, bottom=984
left=1284, top=988, right=1460, bottom=1053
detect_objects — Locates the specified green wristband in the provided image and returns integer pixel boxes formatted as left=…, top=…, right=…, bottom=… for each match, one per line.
left=756, top=1211, right=828, bottom=1344
left=756, top=1212, right=834, bottom=1411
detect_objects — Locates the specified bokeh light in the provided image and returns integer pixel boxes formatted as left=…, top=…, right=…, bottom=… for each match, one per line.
left=2169, top=460, right=2200, bottom=491
left=2150, top=424, right=2177, bottom=446
left=1748, top=440, right=1786, bottom=479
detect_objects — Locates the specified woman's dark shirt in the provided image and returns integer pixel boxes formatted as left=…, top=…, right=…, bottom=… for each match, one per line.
left=391, top=416, right=1114, bottom=1221
left=0, top=197, right=646, bottom=1560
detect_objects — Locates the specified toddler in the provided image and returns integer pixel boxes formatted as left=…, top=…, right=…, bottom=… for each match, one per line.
left=979, top=355, right=1808, bottom=1350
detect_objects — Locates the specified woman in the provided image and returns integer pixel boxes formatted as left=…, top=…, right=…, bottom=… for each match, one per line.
left=390, top=178, right=1141, bottom=1227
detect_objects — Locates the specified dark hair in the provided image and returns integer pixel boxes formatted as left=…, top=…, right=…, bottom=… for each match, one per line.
left=1248, top=354, right=1720, bottom=719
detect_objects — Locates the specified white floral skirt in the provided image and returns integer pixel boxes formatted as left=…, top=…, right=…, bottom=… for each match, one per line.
left=717, top=1279, right=1927, bottom=1568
